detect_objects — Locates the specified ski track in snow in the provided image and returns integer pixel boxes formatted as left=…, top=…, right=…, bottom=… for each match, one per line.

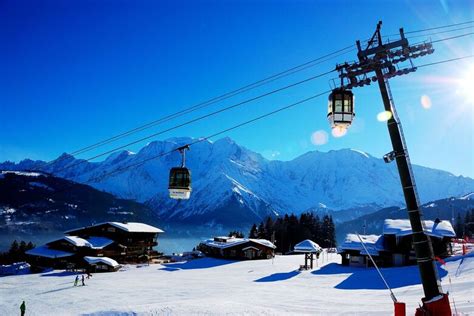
left=1, top=254, right=473, bottom=315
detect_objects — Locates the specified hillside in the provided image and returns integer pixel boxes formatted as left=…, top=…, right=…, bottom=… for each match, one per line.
left=0, top=171, right=160, bottom=249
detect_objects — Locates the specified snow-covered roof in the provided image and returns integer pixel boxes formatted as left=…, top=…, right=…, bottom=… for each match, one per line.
left=338, top=234, right=385, bottom=256
left=202, top=237, right=276, bottom=249
left=84, top=256, right=120, bottom=267
left=65, top=222, right=164, bottom=234
left=383, top=219, right=455, bottom=238
left=108, top=222, right=164, bottom=233
left=62, top=236, right=114, bottom=249
left=25, top=245, right=74, bottom=258
left=294, top=239, right=322, bottom=253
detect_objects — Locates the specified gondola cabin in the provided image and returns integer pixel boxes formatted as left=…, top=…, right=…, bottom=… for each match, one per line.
left=327, top=88, right=355, bottom=128
left=168, top=167, right=191, bottom=199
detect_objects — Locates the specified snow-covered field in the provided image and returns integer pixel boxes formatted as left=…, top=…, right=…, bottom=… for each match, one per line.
left=1, top=253, right=473, bottom=315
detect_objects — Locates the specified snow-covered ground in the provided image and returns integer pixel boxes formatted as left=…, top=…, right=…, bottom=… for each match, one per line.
left=1, top=253, right=473, bottom=315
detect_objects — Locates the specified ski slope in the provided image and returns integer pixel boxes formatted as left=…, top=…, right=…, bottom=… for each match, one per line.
left=0, top=253, right=473, bottom=315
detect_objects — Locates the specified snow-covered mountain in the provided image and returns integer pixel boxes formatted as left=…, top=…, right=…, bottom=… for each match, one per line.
left=1, top=137, right=473, bottom=226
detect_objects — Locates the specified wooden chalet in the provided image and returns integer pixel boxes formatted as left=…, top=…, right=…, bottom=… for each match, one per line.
left=338, top=218, right=456, bottom=267
left=197, top=236, right=276, bottom=260
left=26, top=222, right=164, bottom=271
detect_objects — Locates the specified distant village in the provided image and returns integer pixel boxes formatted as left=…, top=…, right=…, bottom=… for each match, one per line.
left=1, top=212, right=466, bottom=275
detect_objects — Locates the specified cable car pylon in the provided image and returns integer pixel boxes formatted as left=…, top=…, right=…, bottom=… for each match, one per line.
left=333, top=21, right=451, bottom=315
left=168, top=145, right=192, bottom=200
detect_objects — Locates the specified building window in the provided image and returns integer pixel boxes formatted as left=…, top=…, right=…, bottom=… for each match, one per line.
left=107, top=227, right=116, bottom=232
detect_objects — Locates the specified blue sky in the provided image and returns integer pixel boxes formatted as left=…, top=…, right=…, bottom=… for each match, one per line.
left=0, top=0, right=473, bottom=177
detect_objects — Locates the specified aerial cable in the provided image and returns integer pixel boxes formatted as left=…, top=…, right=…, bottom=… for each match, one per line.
left=403, top=20, right=473, bottom=35
left=359, top=21, right=473, bottom=43
left=86, top=90, right=330, bottom=183
left=68, top=45, right=354, bottom=157
left=46, top=69, right=335, bottom=175
left=38, top=21, right=472, bottom=166
left=430, top=32, right=473, bottom=44
left=382, top=20, right=473, bottom=38
left=404, top=25, right=473, bottom=40
left=416, top=54, right=473, bottom=68
left=77, top=53, right=474, bottom=183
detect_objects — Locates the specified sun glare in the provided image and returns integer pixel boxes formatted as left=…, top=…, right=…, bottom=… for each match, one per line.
left=457, top=65, right=474, bottom=103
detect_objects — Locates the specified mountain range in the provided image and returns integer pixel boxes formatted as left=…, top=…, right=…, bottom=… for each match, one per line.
left=1, top=137, right=473, bottom=227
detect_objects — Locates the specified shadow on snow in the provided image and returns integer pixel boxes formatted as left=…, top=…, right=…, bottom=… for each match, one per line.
left=159, top=257, right=237, bottom=272
left=312, top=262, right=448, bottom=290
left=254, top=270, right=301, bottom=283
left=41, top=271, right=79, bottom=277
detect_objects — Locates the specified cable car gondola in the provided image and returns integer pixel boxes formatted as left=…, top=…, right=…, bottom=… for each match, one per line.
left=168, top=146, right=192, bottom=200
left=327, top=88, right=355, bottom=129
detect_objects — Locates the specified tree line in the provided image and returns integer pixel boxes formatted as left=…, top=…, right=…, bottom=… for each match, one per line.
left=455, top=209, right=474, bottom=238
left=0, top=240, right=35, bottom=265
left=240, top=212, right=336, bottom=253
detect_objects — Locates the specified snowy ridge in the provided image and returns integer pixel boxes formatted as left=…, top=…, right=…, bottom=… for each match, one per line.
left=2, top=137, right=474, bottom=226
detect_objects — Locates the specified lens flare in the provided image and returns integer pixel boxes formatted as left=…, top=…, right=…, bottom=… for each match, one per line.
left=331, top=126, right=347, bottom=138
left=377, top=111, right=393, bottom=122
left=458, top=65, right=474, bottom=102
left=311, top=130, right=329, bottom=145
left=420, top=95, right=432, bottom=109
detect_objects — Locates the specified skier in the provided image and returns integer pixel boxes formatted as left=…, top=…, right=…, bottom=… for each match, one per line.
left=81, top=274, right=85, bottom=286
left=20, top=301, right=25, bottom=316
left=74, top=275, right=79, bottom=286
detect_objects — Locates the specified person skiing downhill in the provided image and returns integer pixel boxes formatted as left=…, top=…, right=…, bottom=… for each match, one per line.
left=81, top=275, right=85, bottom=286
left=74, top=275, right=79, bottom=286
left=20, top=301, right=25, bottom=316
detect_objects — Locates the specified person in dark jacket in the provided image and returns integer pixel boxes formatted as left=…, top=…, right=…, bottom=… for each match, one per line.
left=20, top=301, right=26, bottom=316
left=74, top=275, right=79, bottom=286
left=81, top=274, right=85, bottom=286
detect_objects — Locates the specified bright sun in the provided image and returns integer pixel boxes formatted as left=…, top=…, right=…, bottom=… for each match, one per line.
left=458, top=65, right=474, bottom=102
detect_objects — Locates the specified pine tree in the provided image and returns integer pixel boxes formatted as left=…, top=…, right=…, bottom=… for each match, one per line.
left=228, top=231, right=244, bottom=238
left=249, top=224, right=258, bottom=238
left=257, top=222, right=266, bottom=239
left=264, top=217, right=274, bottom=240
left=455, top=213, right=463, bottom=238
left=26, top=241, right=35, bottom=250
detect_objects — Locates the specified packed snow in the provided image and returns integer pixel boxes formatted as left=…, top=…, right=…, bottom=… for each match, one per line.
left=0, top=253, right=473, bottom=315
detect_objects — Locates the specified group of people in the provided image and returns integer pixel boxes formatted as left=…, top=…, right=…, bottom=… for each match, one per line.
left=73, top=272, right=92, bottom=287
